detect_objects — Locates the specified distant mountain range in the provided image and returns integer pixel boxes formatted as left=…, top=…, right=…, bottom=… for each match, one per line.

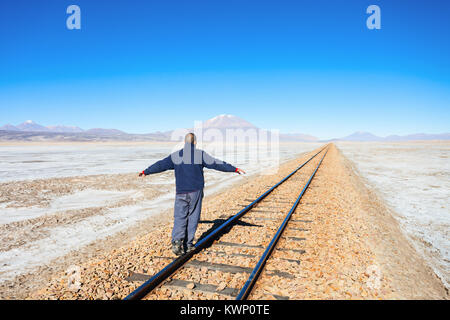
left=0, top=120, right=160, bottom=142
left=0, top=115, right=318, bottom=142
left=330, top=131, right=450, bottom=142
left=0, top=120, right=124, bottom=135
left=0, top=117, right=448, bottom=142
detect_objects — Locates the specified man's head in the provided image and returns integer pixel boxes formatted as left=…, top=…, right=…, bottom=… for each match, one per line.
left=185, top=133, right=197, bottom=145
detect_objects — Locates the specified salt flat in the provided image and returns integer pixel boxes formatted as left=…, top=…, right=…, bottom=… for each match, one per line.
left=27, top=144, right=448, bottom=300
left=0, top=142, right=321, bottom=287
left=337, top=141, right=450, bottom=288
left=3, top=140, right=447, bottom=298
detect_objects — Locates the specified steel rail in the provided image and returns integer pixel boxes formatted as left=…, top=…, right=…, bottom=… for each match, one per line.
left=124, top=146, right=327, bottom=300
left=236, top=148, right=328, bottom=300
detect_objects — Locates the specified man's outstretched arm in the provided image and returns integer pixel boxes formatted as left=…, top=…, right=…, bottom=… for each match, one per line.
left=202, top=152, right=246, bottom=174
left=139, top=155, right=174, bottom=177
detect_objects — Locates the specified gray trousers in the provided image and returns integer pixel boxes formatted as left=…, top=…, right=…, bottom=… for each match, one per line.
left=172, top=189, right=204, bottom=246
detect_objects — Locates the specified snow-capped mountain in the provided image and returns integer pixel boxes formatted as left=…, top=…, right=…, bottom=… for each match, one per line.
left=16, top=120, right=50, bottom=132
left=202, top=114, right=256, bottom=129
left=199, top=115, right=318, bottom=141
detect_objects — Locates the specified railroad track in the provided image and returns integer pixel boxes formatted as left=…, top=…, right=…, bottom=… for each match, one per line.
left=124, top=145, right=329, bottom=300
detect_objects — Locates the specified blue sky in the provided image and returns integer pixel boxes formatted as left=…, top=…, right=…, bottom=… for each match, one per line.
left=0, top=0, right=449, bottom=139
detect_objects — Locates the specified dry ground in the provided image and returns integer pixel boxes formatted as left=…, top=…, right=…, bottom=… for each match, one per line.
left=23, top=144, right=449, bottom=299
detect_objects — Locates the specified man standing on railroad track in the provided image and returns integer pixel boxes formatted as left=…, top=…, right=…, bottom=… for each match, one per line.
left=139, top=133, right=245, bottom=256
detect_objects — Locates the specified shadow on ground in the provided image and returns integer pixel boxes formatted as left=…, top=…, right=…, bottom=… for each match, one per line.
left=196, top=217, right=262, bottom=249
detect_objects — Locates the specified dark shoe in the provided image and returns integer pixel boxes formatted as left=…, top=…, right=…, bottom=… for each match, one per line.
left=172, top=240, right=183, bottom=256
left=186, top=244, right=196, bottom=253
